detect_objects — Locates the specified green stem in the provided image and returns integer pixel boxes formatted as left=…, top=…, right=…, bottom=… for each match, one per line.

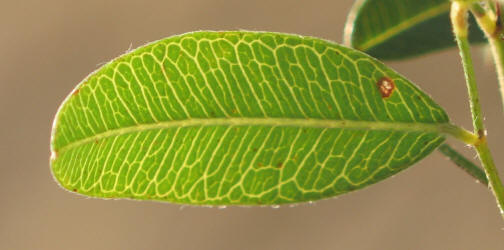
left=452, top=1, right=504, bottom=219
left=488, top=37, right=504, bottom=111
left=437, top=143, right=488, bottom=185
left=469, top=2, right=504, bottom=111
left=475, top=140, right=504, bottom=214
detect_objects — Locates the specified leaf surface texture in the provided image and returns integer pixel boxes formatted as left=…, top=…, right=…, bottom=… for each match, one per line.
left=51, top=31, right=449, bottom=205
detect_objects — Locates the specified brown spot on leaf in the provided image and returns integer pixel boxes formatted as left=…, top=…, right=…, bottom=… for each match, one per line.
left=73, top=188, right=78, bottom=192
left=276, top=162, right=283, bottom=168
left=257, top=162, right=263, bottom=167
left=377, top=77, right=395, bottom=98
left=72, top=88, right=80, bottom=96
left=252, top=148, right=258, bottom=152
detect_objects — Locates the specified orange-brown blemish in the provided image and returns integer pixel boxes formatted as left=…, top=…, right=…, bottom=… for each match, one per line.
left=276, top=162, right=283, bottom=168
left=73, top=188, right=78, bottom=192
left=377, top=77, right=395, bottom=98
left=72, top=88, right=80, bottom=96
left=257, top=162, right=263, bottom=167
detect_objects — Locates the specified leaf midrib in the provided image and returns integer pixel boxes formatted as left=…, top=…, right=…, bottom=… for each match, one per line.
left=54, top=117, right=453, bottom=154
left=356, top=2, right=450, bottom=51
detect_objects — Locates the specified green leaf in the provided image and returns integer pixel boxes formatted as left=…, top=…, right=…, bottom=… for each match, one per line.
left=344, top=0, right=486, bottom=60
left=51, top=31, right=450, bottom=205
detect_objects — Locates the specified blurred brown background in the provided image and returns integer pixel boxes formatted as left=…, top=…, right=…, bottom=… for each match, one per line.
left=1, top=0, right=504, bottom=249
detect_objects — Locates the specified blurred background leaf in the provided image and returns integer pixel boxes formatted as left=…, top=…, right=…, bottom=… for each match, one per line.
left=344, top=0, right=486, bottom=60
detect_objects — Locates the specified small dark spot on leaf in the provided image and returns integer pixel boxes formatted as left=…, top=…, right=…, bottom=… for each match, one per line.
left=210, top=111, right=216, bottom=117
left=416, top=95, right=422, bottom=100
left=257, top=162, right=263, bottom=167
left=72, top=88, right=80, bottom=96
left=276, top=162, right=283, bottom=168
left=73, top=188, right=78, bottom=192
left=231, top=109, right=238, bottom=114
left=252, top=148, right=258, bottom=152
left=377, top=77, right=395, bottom=98
left=94, top=139, right=99, bottom=145
left=327, top=105, right=332, bottom=111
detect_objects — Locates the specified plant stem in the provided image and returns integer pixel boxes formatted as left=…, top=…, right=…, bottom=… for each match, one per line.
left=438, top=143, right=488, bottom=186
left=488, top=37, right=504, bottom=110
left=452, top=1, right=504, bottom=219
left=469, top=2, right=504, bottom=111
